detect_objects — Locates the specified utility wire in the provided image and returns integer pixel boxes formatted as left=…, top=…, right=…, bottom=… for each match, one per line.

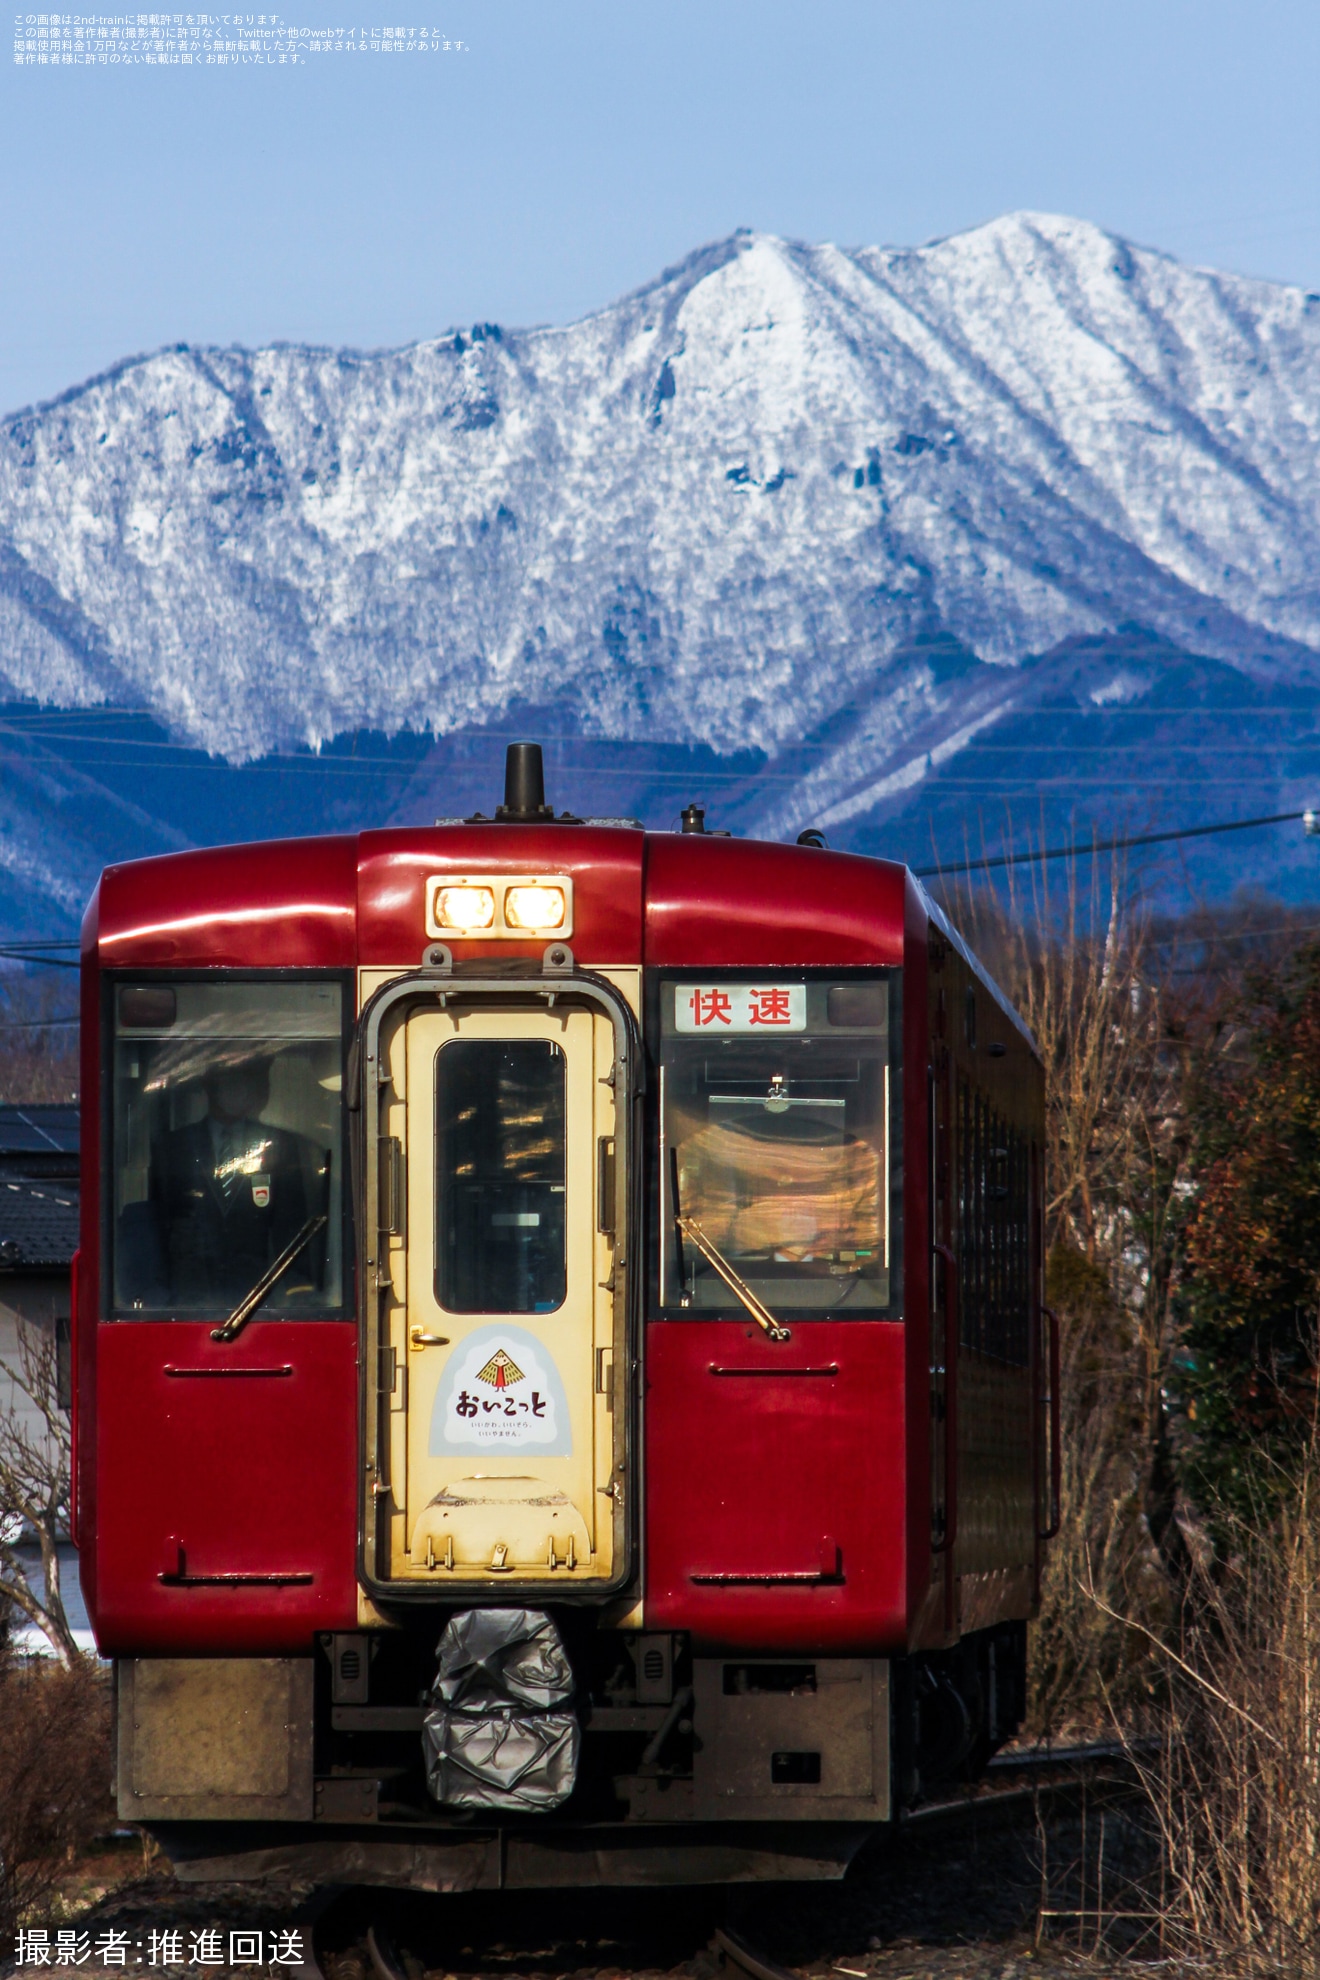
left=1147, top=917, right=1320, bottom=954
left=914, top=808, right=1312, bottom=880
left=2, top=808, right=1315, bottom=960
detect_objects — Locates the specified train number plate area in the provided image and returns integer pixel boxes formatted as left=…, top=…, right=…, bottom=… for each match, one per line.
left=675, top=984, right=807, bottom=1032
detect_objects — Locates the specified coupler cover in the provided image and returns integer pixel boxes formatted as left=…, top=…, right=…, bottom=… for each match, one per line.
left=422, top=1609, right=579, bottom=1811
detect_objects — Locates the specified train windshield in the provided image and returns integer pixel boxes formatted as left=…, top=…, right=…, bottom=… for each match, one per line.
left=109, top=978, right=348, bottom=1320
left=660, top=976, right=895, bottom=1315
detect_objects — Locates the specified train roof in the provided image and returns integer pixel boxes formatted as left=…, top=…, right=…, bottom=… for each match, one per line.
left=82, top=825, right=1037, bottom=1058
left=917, top=881, right=1039, bottom=1057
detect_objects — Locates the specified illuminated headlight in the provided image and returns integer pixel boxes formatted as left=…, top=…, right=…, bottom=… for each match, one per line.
left=504, top=884, right=567, bottom=930
left=424, top=871, right=573, bottom=941
left=435, top=885, right=496, bottom=931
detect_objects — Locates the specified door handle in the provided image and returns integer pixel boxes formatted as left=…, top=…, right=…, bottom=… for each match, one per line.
left=409, top=1328, right=451, bottom=1349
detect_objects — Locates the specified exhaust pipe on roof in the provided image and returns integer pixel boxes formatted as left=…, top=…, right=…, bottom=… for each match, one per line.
left=496, top=742, right=555, bottom=822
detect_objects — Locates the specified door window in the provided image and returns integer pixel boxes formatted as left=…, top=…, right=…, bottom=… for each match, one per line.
left=434, top=1038, right=567, bottom=1314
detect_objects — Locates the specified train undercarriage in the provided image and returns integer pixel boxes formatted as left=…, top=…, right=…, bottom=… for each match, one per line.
left=118, top=1616, right=1026, bottom=1889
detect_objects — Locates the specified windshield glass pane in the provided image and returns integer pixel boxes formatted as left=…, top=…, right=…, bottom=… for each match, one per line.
left=435, top=1038, right=567, bottom=1314
left=111, top=979, right=347, bottom=1319
left=661, top=977, right=893, bottom=1314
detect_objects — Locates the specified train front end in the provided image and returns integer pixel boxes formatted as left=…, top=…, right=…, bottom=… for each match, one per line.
left=74, top=748, right=1047, bottom=1887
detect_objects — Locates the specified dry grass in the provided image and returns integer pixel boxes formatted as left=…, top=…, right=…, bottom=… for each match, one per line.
left=0, top=1656, right=114, bottom=1939
left=1077, top=1429, right=1320, bottom=1972
left=1029, top=1246, right=1172, bottom=1736
left=934, top=866, right=1320, bottom=1959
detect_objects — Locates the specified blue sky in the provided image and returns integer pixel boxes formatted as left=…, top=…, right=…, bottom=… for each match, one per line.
left=2, top=0, right=1318, bottom=417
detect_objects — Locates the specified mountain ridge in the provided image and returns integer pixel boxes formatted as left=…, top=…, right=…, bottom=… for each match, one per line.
left=2, top=210, right=1319, bottom=931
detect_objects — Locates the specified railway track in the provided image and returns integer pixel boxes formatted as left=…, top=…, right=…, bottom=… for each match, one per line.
left=309, top=1740, right=1148, bottom=1980
left=898, top=1735, right=1147, bottom=1837
left=348, top=1921, right=809, bottom=1980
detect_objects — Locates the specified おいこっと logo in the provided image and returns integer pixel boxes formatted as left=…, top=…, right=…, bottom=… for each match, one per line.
left=430, top=1326, right=571, bottom=1455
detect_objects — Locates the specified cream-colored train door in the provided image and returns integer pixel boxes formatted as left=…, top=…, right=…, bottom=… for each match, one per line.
left=383, top=998, right=621, bottom=1588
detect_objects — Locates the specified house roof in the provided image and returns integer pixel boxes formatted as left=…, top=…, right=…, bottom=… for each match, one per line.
left=0, top=1175, right=79, bottom=1272
left=0, top=1105, right=79, bottom=1159
left=0, top=1105, right=80, bottom=1189
left=0, top=1110, right=80, bottom=1267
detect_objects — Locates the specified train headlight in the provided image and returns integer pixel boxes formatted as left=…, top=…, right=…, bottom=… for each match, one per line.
left=424, top=872, right=573, bottom=940
left=434, top=885, right=497, bottom=931
left=504, top=884, right=567, bottom=931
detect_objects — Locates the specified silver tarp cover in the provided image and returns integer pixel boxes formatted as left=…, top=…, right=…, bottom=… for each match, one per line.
left=423, top=1609, right=579, bottom=1810
left=432, top=1607, right=575, bottom=1712
left=423, top=1706, right=581, bottom=1810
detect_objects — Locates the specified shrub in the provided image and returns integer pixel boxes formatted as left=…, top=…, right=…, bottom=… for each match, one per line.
left=1111, top=1431, right=1320, bottom=1969
left=1179, top=942, right=1320, bottom=1518
left=0, top=1658, right=114, bottom=1939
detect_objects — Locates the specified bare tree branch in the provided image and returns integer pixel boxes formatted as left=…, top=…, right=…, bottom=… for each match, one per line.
left=0, top=1322, right=80, bottom=1666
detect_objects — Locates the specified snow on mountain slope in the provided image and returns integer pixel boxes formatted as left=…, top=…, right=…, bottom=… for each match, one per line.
left=2, top=213, right=1318, bottom=783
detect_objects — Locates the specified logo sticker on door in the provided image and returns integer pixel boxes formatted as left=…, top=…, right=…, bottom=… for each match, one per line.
left=429, top=1324, right=573, bottom=1456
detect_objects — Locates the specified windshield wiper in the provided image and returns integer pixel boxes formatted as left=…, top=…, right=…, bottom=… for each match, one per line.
left=672, top=1148, right=783, bottom=1346
left=669, top=1153, right=791, bottom=1343
left=676, top=1215, right=792, bottom=1343
left=669, top=1147, right=691, bottom=1302
left=211, top=1211, right=328, bottom=1345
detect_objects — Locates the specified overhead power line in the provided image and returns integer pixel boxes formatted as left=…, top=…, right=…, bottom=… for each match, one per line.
left=1, top=807, right=1315, bottom=967
left=0, top=947, right=79, bottom=967
left=915, top=808, right=1313, bottom=880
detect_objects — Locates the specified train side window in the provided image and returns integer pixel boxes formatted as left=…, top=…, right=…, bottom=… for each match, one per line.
left=659, top=975, right=896, bottom=1316
left=434, top=1038, right=567, bottom=1315
left=110, top=978, right=348, bottom=1321
left=956, top=1081, right=1030, bottom=1365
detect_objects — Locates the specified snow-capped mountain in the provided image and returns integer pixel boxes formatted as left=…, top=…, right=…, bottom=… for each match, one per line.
left=2, top=211, right=1320, bottom=934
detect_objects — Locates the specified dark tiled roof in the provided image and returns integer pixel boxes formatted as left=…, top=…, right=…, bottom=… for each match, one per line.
left=0, top=1105, right=79, bottom=1158
left=0, top=1176, right=79, bottom=1270
left=0, top=1105, right=80, bottom=1185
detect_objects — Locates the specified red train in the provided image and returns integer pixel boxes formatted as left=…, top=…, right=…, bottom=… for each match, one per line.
left=75, top=744, right=1055, bottom=1890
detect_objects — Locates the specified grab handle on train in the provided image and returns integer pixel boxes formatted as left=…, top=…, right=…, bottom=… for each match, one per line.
left=1038, top=1305, right=1062, bottom=1540
left=68, top=1246, right=80, bottom=1549
left=930, top=1242, right=959, bottom=1556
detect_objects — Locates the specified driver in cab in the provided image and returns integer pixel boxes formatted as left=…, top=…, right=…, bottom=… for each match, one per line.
left=125, top=1056, right=325, bottom=1313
